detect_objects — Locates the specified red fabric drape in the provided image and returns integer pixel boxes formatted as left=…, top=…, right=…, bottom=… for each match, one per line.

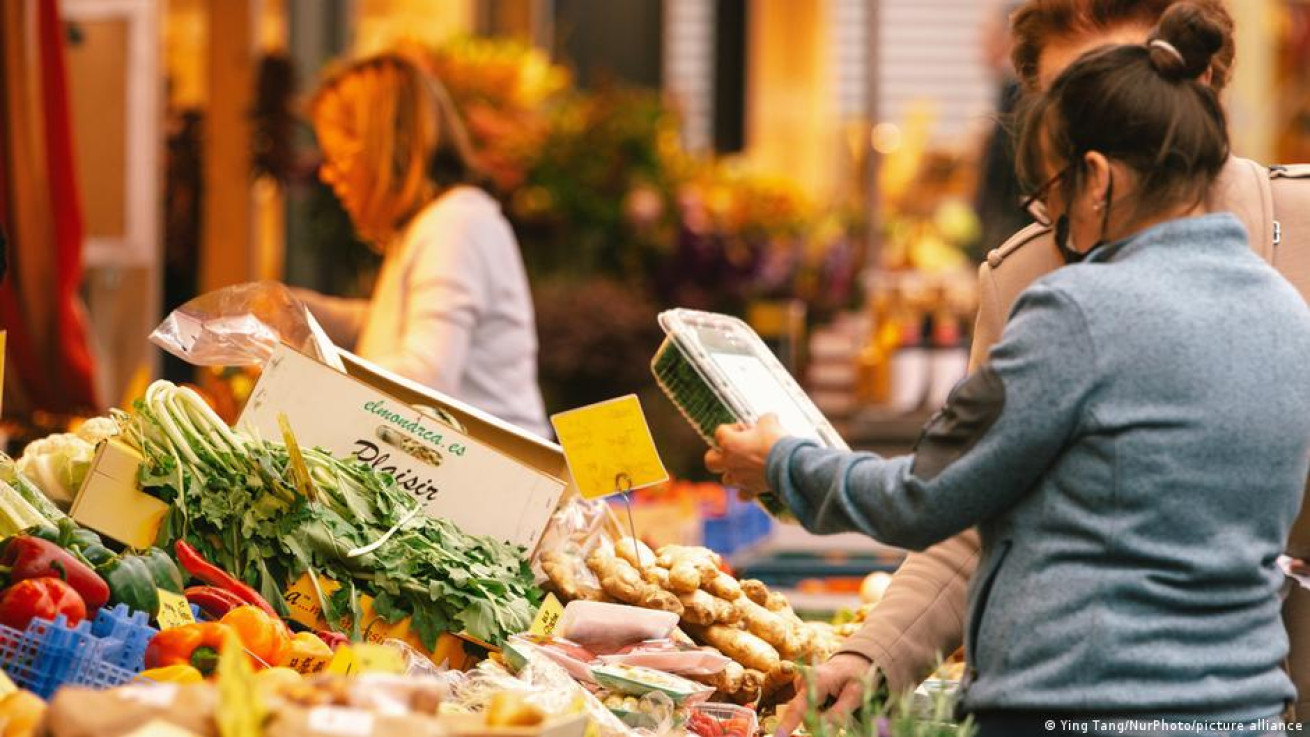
left=0, top=0, right=98, bottom=416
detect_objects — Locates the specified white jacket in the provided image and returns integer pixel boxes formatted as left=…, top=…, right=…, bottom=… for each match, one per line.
left=301, top=186, right=550, bottom=438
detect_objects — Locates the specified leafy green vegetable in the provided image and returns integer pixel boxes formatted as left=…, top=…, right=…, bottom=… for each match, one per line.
left=115, top=381, right=539, bottom=647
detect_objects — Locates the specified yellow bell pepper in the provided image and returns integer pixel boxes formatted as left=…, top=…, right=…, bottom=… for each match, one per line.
left=137, top=664, right=204, bottom=684
left=0, top=690, right=46, bottom=737
left=255, top=666, right=303, bottom=690
left=280, top=631, right=333, bottom=669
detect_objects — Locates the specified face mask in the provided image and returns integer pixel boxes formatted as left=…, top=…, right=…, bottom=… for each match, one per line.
left=1054, top=173, right=1115, bottom=265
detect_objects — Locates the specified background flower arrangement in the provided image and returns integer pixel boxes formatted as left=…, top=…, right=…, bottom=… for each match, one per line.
left=306, top=38, right=866, bottom=474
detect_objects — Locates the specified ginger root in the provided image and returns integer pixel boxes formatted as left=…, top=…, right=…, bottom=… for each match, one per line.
left=586, top=547, right=684, bottom=616
left=615, top=537, right=655, bottom=569
left=540, top=550, right=602, bottom=602
left=677, top=589, right=741, bottom=627
left=686, top=624, right=781, bottom=674
left=667, top=560, right=703, bottom=594
left=741, top=579, right=792, bottom=614
left=733, top=597, right=812, bottom=660
left=703, top=571, right=743, bottom=601
left=642, top=565, right=671, bottom=590
left=689, top=661, right=765, bottom=705
left=657, top=545, right=721, bottom=578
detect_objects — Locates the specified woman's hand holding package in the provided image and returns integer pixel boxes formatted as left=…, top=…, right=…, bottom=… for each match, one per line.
left=704, top=415, right=786, bottom=496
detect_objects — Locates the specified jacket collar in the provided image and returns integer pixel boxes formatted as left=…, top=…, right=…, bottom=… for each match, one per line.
left=1083, top=212, right=1247, bottom=264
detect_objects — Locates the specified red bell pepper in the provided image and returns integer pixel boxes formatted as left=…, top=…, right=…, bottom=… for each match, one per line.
left=0, top=578, right=87, bottom=630
left=184, top=586, right=247, bottom=620
left=314, top=629, right=350, bottom=651
left=0, top=536, right=110, bottom=614
left=173, top=541, right=279, bottom=618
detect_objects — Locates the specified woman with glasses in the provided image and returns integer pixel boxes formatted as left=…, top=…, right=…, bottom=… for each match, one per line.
left=708, top=5, right=1310, bottom=734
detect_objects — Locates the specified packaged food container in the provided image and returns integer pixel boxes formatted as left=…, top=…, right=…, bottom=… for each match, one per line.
left=590, top=664, right=715, bottom=706
left=687, top=702, right=758, bottom=737
left=598, top=640, right=730, bottom=675
left=557, top=601, right=679, bottom=652
left=651, top=309, right=849, bottom=521
left=599, top=692, right=681, bottom=730
left=502, top=636, right=597, bottom=683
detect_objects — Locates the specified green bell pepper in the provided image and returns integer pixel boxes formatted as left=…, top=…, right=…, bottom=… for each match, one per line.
left=26, top=519, right=103, bottom=551
left=25, top=520, right=113, bottom=566
left=97, top=554, right=160, bottom=617
left=78, top=543, right=115, bottom=567
left=138, top=548, right=184, bottom=594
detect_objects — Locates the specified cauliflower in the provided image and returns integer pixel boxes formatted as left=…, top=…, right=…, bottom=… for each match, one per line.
left=16, top=432, right=97, bottom=507
left=74, top=416, right=120, bottom=446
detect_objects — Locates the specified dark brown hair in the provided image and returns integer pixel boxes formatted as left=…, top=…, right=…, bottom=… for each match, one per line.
left=1010, top=0, right=1234, bottom=91
left=1016, top=3, right=1230, bottom=223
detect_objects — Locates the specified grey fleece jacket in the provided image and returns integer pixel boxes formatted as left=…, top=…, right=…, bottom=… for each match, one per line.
left=768, top=214, right=1310, bottom=718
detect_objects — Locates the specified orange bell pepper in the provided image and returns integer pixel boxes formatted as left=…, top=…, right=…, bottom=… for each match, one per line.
left=220, top=605, right=291, bottom=668
left=143, top=622, right=238, bottom=676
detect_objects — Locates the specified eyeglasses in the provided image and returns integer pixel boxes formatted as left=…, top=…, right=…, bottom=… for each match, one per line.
left=1018, top=166, right=1070, bottom=227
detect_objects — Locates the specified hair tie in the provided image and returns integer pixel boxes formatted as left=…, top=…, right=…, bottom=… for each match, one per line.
left=1149, top=39, right=1185, bottom=66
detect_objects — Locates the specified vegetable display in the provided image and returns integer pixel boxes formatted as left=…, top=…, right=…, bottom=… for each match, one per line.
left=117, top=380, right=538, bottom=647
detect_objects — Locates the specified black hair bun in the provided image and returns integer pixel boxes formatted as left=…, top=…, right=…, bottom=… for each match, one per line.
left=1148, top=1, right=1226, bottom=81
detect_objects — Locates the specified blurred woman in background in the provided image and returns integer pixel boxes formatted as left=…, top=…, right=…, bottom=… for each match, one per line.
left=297, top=53, right=549, bottom=438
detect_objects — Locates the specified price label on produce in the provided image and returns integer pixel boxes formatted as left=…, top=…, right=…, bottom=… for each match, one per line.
left=528, top=593, right=564, bottom=638
left=156, top=589, right=195, bottom=629
left=551, top=395, right=668, bottom=499
left=353, top=643, right=405, bottom=674
left=326, top=645, right=357, bottom=676
left=286, top=651, right=332, bottom=676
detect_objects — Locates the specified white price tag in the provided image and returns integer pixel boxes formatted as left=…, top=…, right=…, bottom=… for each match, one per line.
left=308, top=706, right=375, bottom=736
left=117, top=684, right=180, bottom=708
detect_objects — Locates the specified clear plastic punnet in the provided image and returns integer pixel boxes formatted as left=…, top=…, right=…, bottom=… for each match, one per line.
left=650, top=308, right=848, bottom=519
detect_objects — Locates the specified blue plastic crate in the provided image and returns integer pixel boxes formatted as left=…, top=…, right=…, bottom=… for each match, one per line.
left=701, top=492, right=774, bottom=557
left=91, top=604, right=158, bottom=672
left=0, top=615, right=137, bottom=698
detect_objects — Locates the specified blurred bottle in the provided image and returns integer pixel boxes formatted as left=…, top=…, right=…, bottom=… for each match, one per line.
left=888, top=309, right=930, bottom=414
left=927, top=309, right=970, bottom=408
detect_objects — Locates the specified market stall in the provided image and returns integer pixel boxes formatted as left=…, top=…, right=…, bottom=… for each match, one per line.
left=0, top=293, right=966, bottom=737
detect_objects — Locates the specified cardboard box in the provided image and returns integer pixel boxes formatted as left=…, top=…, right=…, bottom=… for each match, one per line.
left=70, top=439, right=170, bottom=548
left=239, top=345, right=568, bottom=551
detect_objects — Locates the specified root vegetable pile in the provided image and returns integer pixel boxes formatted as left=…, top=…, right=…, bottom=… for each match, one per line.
left=542, top=539, right=847, bottom=704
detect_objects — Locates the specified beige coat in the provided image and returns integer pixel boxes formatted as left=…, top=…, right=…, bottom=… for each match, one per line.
left=841, top=157, right=1310, bottom=713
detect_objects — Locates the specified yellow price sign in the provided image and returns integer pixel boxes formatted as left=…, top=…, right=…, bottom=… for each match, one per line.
left=156, top=589, right=196, bottom=630
left=285, top=651, right=333, bottom=676
left=353, top=643, right=405, bottom=674
left=528, top=593, right=564, bottom=639
left=551, top=395, right=668, bottom=500
left=326, top=645, right=357, bottom=676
